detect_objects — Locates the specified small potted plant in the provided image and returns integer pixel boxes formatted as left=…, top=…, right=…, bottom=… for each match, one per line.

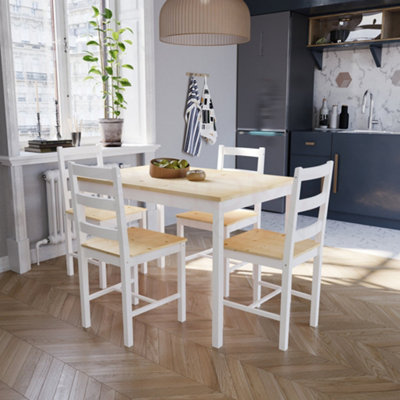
left=83, top=6, right=134, bottom=146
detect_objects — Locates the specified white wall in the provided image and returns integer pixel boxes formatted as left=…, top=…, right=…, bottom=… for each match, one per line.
left=313, top=45, right=400, bottom=131
left=153, top=0, right=238, bottom=225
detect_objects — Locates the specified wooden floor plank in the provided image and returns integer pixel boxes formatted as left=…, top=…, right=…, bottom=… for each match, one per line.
left=1, top=227, right=400, bottom=399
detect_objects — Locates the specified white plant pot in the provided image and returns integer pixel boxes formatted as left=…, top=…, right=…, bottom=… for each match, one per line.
left=99, top=118, right=124, bottom=147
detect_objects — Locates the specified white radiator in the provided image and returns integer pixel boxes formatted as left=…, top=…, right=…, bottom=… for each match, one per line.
left=35, top=163, right=133, bottom=264
left=35, top=169, right=65, bottom=264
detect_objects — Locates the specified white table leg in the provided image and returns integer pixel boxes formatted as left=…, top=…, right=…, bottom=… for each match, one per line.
left=212, top=207, right=224, bottom=348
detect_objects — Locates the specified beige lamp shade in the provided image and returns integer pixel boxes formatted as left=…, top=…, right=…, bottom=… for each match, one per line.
left=159, top=0, right=251, bottom=46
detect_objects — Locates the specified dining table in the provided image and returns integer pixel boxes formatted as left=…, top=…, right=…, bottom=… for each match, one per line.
left=117, top=165, right=294, bottom=348
left=81, top=164, right=293, bottom=348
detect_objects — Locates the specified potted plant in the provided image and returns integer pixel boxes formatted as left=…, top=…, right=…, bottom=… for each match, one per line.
left=83, top=6, right=133, bottom=146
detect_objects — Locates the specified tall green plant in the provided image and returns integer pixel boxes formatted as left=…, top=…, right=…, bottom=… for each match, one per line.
left=83, top=6, right=133, bottom=118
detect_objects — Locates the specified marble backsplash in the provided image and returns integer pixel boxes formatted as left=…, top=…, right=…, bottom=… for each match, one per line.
left=313, top=45, right=400, bottom=132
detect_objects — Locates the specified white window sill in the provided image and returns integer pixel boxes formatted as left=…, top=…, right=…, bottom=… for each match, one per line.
left=0, top=143, right=160, bottom=167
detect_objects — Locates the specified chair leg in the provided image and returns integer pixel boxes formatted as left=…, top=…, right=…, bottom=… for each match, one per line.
left=78, top=251, right=91, bottom=328
left=65, top=217, right=75, bottom=276
left=224, top=227, right=230, bottom=297
left=252, top=264, right=261, bottom=303
left=177, top=243, right=186, bottom=322
left=279, top=264, right=293, bottom=351
left=99, top=261, right=107, bottom=289
left=139, top=212, right=148, bottom=274
left=177, top=219, right=184, bottom=237
left=310, top=254, right=322, bottom=327
left=224, top=257, right=230, bottom=297
left=133, top=265, right=139, bottom=306
left=121, top=262, right=133, bottom=347
left=157, top=204, right=166, bottom=269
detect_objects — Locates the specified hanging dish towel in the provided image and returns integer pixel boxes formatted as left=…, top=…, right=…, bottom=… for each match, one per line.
left=183, top=76, right=202, bottom=156
left=200, top=76, right=217, bottom=145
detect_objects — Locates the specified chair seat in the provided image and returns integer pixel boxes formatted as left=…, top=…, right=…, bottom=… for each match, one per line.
left=224, top=229, right=319, bottom=260
left=66, top=205, right=146, bottom=222
left=82, top=227, right=186, bottom=258
left=176, top=209, right=258, bottom=227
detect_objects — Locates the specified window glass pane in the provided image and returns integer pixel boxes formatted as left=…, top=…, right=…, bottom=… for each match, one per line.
left=66, top=0, right=102, bottom=137
left=9, top=0, right=57, bottom=140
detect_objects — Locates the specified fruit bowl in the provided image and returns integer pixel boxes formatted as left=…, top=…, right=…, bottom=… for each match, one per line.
left=149, top=158, right=190, bottom=179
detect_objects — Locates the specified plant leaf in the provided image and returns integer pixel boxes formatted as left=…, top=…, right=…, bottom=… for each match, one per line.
left=112, top=31, right=119, bottom=41
left=89, top=67, right=101, bottom=75
left=83, top=55, right=98, bottom=62
left=122, top=64, right=134, bottom=70
left=124, top=39, right=133, bottom=45
left=86, top=40, right=99, bottom=46
left=115, top=92, right=124, bottom=103
left=103, top=8, right=112, bottom=19
left=109, top=50, right=119, bottom=60
left=117, top=42, right=126, bottom=51
left=84, top=76, right=94, bottom=80
left=119, top=78, right=131, bottom=87
left=125, top=27, right=133, bottom=34
left=102, top=75, right=109, bottom=82
left=92, top=6, right=99, bottom=16
left=105, top=66, right=113, bottom=75
left=89, top=21, right=97, bottom=27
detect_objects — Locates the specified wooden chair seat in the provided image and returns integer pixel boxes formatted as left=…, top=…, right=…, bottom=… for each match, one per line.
left=66, top=205, right=146, bottom=222
left=57, top=145, right=147, bottom=278
left=224, top=229, right=319, bottom=260
left=69, top=162, right=186, bottom=348
left=176, top=145, right=266, bottom=298
left=176, top=209, right=258, bottom=227
left=83, top=227, right=186, bottom=258
left=223, top=161, right=334, bottom=351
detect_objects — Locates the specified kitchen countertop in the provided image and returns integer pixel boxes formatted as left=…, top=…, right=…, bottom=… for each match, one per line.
left=314, top=128, right=400, bottom=134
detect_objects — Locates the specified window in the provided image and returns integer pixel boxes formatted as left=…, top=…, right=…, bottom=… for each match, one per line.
left=8, top=0, right=149, bottom=145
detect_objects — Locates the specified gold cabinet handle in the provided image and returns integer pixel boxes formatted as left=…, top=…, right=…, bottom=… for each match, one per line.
left=333, top=153, right=339, bottom=194
left=305, top=141, right=315, bottom=146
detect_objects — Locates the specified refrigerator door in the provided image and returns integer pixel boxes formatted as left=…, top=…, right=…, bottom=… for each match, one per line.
left=236, top=130, right=288, bottom=213
left=237, top=13, right=290, bottom=131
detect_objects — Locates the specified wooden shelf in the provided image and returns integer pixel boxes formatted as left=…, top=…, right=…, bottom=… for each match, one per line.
left=308, top=6, right=400, bottom=69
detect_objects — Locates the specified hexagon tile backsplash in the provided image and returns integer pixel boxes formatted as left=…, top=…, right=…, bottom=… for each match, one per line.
left=313, top=45, right=400, bottom=131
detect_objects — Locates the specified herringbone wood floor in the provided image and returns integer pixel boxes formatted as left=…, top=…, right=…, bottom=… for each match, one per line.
left=1, top=226, right=400, bottom=399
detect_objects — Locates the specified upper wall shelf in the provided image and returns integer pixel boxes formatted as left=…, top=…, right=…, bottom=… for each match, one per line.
left=308, top=6, right=400, bottom=69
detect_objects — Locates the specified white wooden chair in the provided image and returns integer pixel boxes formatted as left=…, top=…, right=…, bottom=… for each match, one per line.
left=68, top=162, right=186, bottom=348
left=176, top=145, right=265, bottom=296
left=223, top=161, right=333, bottom=351
left=57, top=146, right=147, bottom=281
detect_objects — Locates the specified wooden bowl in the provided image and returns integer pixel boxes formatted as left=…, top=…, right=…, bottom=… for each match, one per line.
left=149, top=158, right=190, bottom=179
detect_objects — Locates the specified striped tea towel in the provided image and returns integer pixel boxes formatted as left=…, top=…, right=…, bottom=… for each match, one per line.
left=200, top=76, right=217, bottom=145
left=183, top=76, right=202, bottom=156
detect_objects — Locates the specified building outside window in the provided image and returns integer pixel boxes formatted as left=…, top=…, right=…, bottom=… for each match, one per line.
left=8, top=0, right=149, bottom=145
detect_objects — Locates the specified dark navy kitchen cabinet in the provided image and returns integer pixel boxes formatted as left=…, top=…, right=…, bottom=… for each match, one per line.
left=330, top=133, right=400, bottom=229
left=290, top=131, right=332, bottom=216
left=290, top=131, right=400, bottom=229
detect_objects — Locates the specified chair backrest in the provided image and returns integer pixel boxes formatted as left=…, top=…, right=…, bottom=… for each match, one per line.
left=217, top=145, right=265, bottom=216
left=68, top=162, right=129, bottom=260
left=57, top=145, right=103, bottom=211
left=217, top=145, right=265, bottom=173
left=284, top=161, right=334, bottom=261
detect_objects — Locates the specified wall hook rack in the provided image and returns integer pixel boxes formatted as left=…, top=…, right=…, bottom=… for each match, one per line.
left=186, top=72, right=210, bottom=77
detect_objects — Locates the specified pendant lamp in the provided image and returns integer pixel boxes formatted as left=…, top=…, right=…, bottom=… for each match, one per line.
left=159, top=0, right=250, bottom=46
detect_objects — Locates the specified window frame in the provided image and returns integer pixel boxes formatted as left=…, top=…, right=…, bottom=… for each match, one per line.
left=7, top=0, right=154, bottom=150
